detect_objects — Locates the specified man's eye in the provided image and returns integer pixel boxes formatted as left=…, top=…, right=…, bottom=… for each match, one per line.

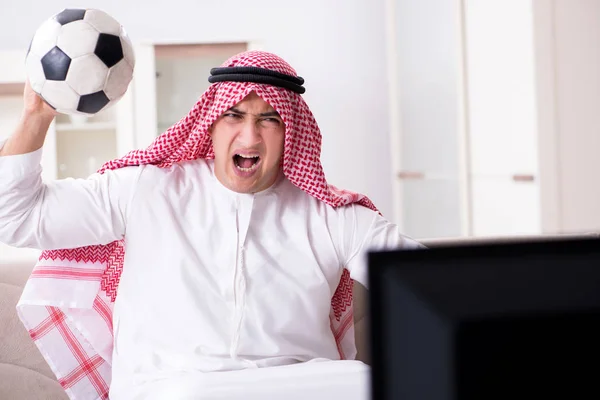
left=224, top=113, right=242, bottom=119
left=262, top=118, right=281, bottom=125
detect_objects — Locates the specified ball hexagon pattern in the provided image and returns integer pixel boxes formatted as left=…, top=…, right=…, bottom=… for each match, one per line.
left=26, top=8, right=135, bottom=115
left=57, top=20, right=100, bottom=59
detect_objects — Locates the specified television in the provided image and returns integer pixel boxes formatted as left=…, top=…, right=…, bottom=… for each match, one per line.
left=368, top=237, right=600, bottom=400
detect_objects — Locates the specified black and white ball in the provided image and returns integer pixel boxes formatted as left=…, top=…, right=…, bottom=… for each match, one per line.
left=26, top=8, right=135, bottom=115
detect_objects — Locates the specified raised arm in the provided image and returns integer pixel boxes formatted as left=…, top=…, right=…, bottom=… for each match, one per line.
left=0, top=80, right=140, bottom=251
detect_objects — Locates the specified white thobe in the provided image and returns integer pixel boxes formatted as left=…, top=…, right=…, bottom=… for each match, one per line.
left=0, top=142, right=421, bottom=399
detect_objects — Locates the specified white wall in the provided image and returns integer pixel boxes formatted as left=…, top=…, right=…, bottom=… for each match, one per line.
left=534, top=0, right=600, bottom=234
left=553, top=0, right=600, bottom=233
left=0, top=0, right=395, bottom=219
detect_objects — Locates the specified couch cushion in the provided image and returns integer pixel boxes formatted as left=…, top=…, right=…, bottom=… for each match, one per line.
left=0, top=260, right=35, bottom=288
left=0, top=282, right=56, bottom=380
left=0, top=363, right=67, bottom=400
left=352, top=282, right=369, bottom=364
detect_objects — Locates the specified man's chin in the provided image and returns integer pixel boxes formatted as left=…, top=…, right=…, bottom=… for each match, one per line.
left=222, top=167, right=279, bottom=194
left=223, top=175, right=258, bottom=194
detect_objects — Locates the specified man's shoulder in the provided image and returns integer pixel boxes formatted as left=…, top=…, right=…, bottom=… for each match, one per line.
left=280, top=181, right=380, bottom=220
left=332, top=201, right=381, bottom=226
left=133, top=158, right=213, bottom=190
left=138, top=158, right=212, bottom=177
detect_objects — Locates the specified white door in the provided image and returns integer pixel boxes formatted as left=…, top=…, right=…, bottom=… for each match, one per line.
left=463, top=0, right=541, bottom=236
left=388, top=0, right=466, bottom=239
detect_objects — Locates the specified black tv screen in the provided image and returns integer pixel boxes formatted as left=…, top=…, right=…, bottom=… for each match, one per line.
left=368, top=238, right=600, bottom=400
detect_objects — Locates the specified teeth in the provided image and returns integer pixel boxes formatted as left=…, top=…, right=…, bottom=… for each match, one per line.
left=234, top=154, right=260, bottom=172
left=236, top=163, right=260, bottom=172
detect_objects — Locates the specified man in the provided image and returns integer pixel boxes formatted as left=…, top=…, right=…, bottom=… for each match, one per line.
left=0, top=51, right=421, bottom=399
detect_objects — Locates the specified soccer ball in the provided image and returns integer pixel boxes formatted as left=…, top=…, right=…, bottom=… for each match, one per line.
left=25, top=8, right=135, bottom=116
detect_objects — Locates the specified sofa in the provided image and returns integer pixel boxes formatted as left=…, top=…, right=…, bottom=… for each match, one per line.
left=2, top=233, right=596, bottom=399
left=1, top=259, right=70, bottom=399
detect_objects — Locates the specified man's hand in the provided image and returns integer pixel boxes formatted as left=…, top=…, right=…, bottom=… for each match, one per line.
left=0, top=79, right=57, bottom=156
left=22, top=79, right=58, bottom=120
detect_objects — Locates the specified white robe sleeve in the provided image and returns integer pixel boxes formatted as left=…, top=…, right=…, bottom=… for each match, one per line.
left=340, top=204, right=424, bottom=289
left=0, top=140, right=142, bottom=251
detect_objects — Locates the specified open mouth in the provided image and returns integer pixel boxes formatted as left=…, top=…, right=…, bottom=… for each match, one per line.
left=233, top=154, right=261, bottom=172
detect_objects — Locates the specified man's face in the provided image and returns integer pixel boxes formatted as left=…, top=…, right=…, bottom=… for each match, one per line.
left=210, top=92, right=285, bottom=193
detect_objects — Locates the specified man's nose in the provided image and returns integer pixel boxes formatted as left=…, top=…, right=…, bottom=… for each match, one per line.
left=237, top=121, right=262, bottom=146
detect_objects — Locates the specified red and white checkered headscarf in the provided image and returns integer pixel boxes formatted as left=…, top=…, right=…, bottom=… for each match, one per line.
left=17, top=50, right=378, bottom=399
